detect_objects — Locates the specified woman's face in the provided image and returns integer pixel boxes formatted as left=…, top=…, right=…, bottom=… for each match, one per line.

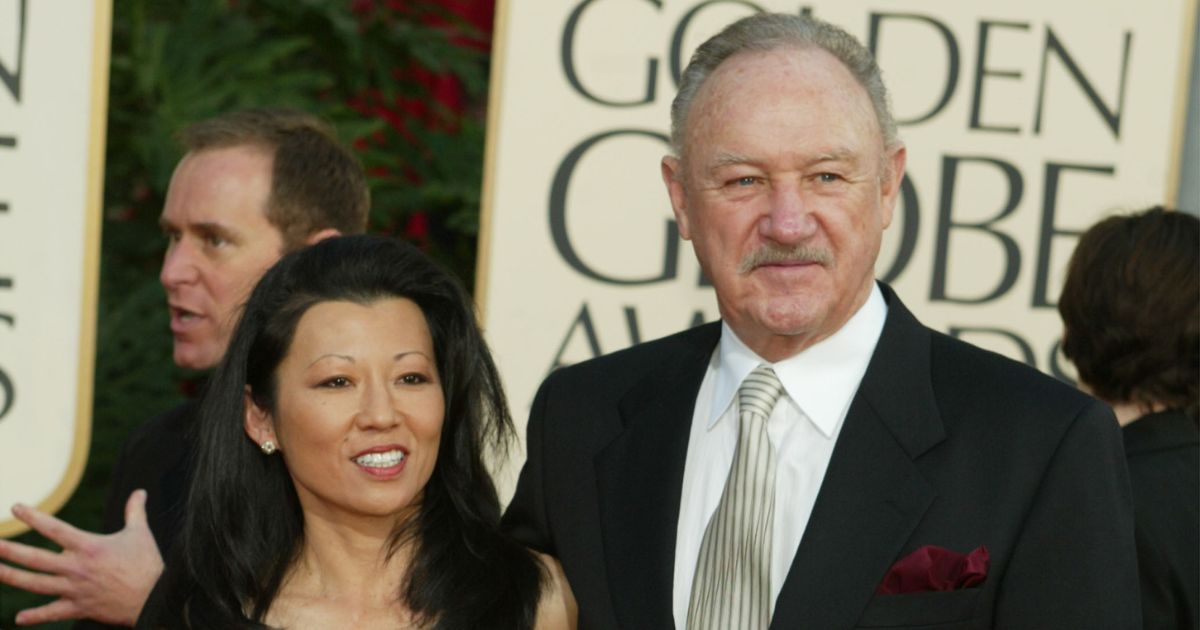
left=246, top=298, right=445, bottom=525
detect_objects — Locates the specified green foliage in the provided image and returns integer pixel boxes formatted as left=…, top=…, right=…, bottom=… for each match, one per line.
left=104, top=0, right=490, bottom=274
left=1, top=0, right=489, bottom=624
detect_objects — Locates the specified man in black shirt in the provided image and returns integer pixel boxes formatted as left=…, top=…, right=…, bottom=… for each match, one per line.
left=0, top=109, right=369, bottom=627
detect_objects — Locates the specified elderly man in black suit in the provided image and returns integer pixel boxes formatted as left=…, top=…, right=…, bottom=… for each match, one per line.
left=504, top=13, right=1141, bottom=630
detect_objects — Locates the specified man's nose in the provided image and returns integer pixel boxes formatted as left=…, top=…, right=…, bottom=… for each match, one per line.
left=759, top=183, right=818, bottom=244
left=159, top=240, right=199, bottom=288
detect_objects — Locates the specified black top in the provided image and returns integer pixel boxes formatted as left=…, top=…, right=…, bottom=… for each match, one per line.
left=75, top=400, right=198, bottom=630
left=1122, top=409, right=1199, bottom=630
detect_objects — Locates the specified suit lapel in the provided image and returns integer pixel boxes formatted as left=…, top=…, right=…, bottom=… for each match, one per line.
left=772, top=287, right=945, bottom=629
left=594, top=323, right=720, bottom=629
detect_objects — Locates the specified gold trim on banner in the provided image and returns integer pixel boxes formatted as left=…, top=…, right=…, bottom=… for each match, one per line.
left=1166, top=0, right=1198, bottom=207
left=0, top=0, right=112, bottom=539
left=474, top=0, right=512, bottom=322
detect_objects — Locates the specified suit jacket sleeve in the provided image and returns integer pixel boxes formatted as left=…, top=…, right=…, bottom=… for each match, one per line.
left=100, top=429, right=140, bottom=535
left=995, top=400, right=1142, bottom=629
left=503, top=374, right=556, bottom=555
left=1134, top=524, right=1182, bottom=629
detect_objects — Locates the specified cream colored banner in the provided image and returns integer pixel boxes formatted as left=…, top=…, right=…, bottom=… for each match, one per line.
left=0, top=0, right=110, bottom=537
left=480, top=0, right=1195, bottom=499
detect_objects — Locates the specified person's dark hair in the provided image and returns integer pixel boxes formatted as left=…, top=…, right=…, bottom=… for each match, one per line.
left=1059, top=207, right=1199, bottom=421
left=143, top=235, right=543, bottom=629
left=180, top=108, right=370, bottom=250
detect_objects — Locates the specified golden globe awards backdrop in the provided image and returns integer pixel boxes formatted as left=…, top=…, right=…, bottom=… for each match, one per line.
left=479, top=0, right=1196, bottom=500
left=0, top=0, right=111, bottom=537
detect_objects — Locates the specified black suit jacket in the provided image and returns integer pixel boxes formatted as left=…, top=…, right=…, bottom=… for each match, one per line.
left=75, top=400, right=196, bottom=630
left=504, top=286, right=1141, bottom=629
left=1122, top=410, right=1198, bottom=630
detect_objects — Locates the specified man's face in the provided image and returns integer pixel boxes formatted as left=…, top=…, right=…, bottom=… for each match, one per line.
left=662, top=47, right=905, bottom=361
left=159, top=145, right=285, bottom=370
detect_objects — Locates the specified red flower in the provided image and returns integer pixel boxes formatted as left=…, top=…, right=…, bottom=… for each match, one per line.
left=405, top=211, right=430, bottom=241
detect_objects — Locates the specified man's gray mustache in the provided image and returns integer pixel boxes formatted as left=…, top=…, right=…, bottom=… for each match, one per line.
left=738, top=245, right=833, bottom=274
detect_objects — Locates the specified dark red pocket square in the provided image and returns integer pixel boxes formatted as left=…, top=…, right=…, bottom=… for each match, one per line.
left=875, top=544, right=989, bottom=595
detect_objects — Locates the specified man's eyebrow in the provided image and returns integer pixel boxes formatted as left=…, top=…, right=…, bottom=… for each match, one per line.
left=194, top=222, right=236, bottom=237
left=157, top=219, right=234, bottom=235
left=706, top=148, right=864, bottom=170
left=709, top=152, right=756, bottom=168
left=809, top=148, right=861, bottom=166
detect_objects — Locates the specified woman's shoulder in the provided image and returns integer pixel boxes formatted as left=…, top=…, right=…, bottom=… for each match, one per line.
left=532, top=552, right=577, bottom=630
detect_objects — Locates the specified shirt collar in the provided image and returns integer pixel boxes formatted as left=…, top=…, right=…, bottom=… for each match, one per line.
left=709, top=284, right=888, bottom=437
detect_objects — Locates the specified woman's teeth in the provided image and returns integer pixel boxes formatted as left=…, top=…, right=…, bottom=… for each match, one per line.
left=355, top=450, right=405, bottom=467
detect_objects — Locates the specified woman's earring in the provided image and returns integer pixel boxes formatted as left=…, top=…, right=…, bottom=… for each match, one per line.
left=260, top=440, right=277, bottom=455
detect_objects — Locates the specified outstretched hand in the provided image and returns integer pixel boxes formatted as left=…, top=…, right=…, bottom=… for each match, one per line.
left=0, top=489, right=164, bottom=626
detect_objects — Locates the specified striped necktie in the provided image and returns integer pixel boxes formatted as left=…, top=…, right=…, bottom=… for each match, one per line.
left=688, top=364, right=785, bottom=630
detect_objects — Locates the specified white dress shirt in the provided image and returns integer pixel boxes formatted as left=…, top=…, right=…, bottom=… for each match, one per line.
left=672, top=285, right=888, bottom=628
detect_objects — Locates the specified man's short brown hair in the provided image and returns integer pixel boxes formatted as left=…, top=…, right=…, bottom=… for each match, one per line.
left=180, top=108, right=370, bottom=250
left=1059, top=207, right=1199, bottom=420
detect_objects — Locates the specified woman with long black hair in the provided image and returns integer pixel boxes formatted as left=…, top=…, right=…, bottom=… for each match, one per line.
left=138, top=235, right=575, bottom=629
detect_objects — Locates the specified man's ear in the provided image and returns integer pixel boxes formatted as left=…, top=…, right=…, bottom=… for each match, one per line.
left=304, top=228, right=342, bottom=246
left=243, top=386, right=277, bottom=450
left=661, top=156, right=693, bottom=240
left=879, top=144, right=907, bottom=230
